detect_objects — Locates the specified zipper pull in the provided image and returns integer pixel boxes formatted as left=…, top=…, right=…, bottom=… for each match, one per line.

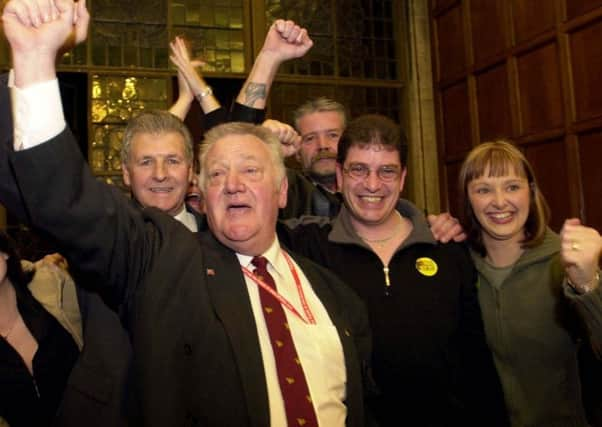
left=383, top=266, right=392, bottom=296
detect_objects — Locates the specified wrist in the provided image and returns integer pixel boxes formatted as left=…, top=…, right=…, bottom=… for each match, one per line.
left=568, top=268, right=601, bottom=294
left=194, top=86, right=213, bottom=101
left=255, top=49, right=285, bottom=68
left=12, top=50, right=57, bottom=87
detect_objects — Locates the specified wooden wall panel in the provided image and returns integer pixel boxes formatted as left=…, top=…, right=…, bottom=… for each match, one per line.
left=578, top=132, right=602, bottom=231
left=441, top=81, right=472, bottom=155
left=512, top=0, right=556, bottom=44
left=430, top=0, right=602, bottom=232
left=476, top=64, right=513, bottom=140
left=523, top=139, right=571, bottom=231
left=569, top=19, right=602, bottom=121
left=434, top=5, right=466, bottom=81
left=516, top=43, right=564, bottom=134
left=470, top=0, right=507, bottom=64
left=444, top=161, right=463, bottom=219
left=567, top=0, right=602, bottom=19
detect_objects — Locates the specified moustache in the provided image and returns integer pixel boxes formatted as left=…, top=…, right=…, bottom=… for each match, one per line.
left=311, top=152, right=337, bottom=165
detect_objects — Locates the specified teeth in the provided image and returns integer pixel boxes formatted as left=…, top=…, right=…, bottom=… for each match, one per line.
left=361, top=196, right=382, bottom=203
left=490, top=212, right=511, bottom=219
left=150, top=188, right=172, bottom=193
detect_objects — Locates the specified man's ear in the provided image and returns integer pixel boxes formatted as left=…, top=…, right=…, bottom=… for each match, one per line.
left=398, top=167, right=408, bottom=194
left=278, top=174, right=289, bottom=209
left=122, top=164, right=131, bottom=186
left=335, top=162, right=344, bottom=192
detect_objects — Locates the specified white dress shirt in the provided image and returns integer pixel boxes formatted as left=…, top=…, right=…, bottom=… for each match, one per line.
left=237, top=238, right=347, bottom=427
left=173, top=205, right=198, bottom=232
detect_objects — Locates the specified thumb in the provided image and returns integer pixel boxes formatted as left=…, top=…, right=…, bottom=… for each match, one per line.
left=73, top=0, right=89, bottom=44
left=564, top=218, right=581, bottom=227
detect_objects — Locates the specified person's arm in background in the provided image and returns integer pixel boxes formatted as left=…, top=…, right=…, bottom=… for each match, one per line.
left=231, top=19, right=313, bottom=123
left=261, top=118, right=301, bottom=157
left=427, top=212, right=467, bottom=243
left=169, top=35, right=222, bottom=121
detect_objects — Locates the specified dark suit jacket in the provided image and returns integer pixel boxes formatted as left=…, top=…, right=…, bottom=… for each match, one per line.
left=0, top=74, right=131, bottom=427
left=6, top=123, right=371, bottom=427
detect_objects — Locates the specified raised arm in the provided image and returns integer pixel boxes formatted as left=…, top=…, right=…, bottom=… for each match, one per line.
left=235, top=19, right=313, bottom=110
left=2, top=0, right=154, bottom=304
left=169, top=36, right=221, bottom=118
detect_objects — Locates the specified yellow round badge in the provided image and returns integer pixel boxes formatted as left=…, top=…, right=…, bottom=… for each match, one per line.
left=415, top=257, right=438, bottom=277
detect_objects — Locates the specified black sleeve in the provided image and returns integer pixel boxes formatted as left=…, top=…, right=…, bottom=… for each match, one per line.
left=0, top=75, right=30, bottom=223
left=8, top=129, right=154, bottom=309
left=229, top=102, right=265, bottom=124
left=203, top=107, right=228, bottom=132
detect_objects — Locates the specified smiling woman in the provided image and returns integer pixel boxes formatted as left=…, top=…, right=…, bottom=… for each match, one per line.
left=458, top=140, right=602, bottom=427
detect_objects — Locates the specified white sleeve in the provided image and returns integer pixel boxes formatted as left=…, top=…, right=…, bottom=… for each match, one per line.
left=9, top=69, right=66, bottom=151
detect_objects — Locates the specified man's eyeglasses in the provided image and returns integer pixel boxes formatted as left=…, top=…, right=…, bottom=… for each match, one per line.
left=343, top=163, right=401, bottom=182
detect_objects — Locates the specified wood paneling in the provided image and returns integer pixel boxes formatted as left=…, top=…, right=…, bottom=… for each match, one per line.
left=476, top=64, right=513, bottom=140
left=444, top=161, right=463, bottom=217
left=430, top=0, right=602, bottom=231
left=470, top=0, right=507, bottom=64
left=512, top=0, right=556, bottom=44
left=523, top=139, right=571, bottom=231
left=569, top=19, right=602, bottom=121
left=516, top=43, right=564, bottom=134
left=566, top=0, right=602, bottom=19
left=435, top=5, right=466, bottom=81
left=441, top=81, right=472, bottom=155
left=578, top=132, right=602, bottom=231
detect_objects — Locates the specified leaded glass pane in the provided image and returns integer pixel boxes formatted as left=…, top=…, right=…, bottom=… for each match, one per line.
left=92, top=23, right=168, bottom=68
left=270, top=82, right=401, bottom=125
left=265, top=0, right=398, bottom=80
left=90, top=74, right=168, bottom=185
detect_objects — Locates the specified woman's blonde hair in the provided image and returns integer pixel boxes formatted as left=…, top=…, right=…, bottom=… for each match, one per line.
left=458, top=140, right=550, bottom=256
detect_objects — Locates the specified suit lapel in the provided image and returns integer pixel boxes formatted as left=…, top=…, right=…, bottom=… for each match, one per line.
left=198, top=231, right=270, bottom=427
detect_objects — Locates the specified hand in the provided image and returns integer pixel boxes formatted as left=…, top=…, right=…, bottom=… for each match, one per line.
left=260, top=19, right=313, bottom=63
left=35, top=252, right=69, bottom=271
left=2, top=0, right=86, bottom=55
left=561, top=218, right=601, bottom=293
left=169, top=36, right=208, bottom=98
left=427, top=212, right=467, bottom=243
left=262, top=119, right=301, bottom=158
left=3, top=0, right=88, bottom=86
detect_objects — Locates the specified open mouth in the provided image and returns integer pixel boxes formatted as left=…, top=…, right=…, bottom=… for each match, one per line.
left=227, top=203, right=251, bottom=215
left=186, top=193, right=202, bottom=203
left=487, top=212, right=514, bottom=224
left=359, top=195, right=384, bottom=204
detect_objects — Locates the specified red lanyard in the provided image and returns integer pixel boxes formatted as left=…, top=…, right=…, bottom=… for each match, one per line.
left=242, top=251, right=316, bottom=325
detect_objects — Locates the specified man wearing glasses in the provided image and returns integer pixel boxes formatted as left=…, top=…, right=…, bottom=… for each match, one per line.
left=278, top=114, right=507, bottom=426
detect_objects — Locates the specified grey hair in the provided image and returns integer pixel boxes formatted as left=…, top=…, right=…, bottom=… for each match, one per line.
left=198, top=122, right=285, bottom=191
left=121, top=110, right=193, bottom=164
left=292, top=97, right=348, bottom=130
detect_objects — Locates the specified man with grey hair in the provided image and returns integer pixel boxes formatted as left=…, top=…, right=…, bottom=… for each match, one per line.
left=120, top=110, right=199, bottom=230
left=2, top=2, right=372, bottom=426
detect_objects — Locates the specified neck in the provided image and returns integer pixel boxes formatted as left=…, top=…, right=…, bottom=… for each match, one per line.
left=308, top=173, right=336, bottom=192
left=0, top=279, right=18, bottom=332
left=352, top=210, right=409, bottom=244
left=482, top=233, right=524, bottom=267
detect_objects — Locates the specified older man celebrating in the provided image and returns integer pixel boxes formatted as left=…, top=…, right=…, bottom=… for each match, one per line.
left=1, top=1, right=372, bottom=426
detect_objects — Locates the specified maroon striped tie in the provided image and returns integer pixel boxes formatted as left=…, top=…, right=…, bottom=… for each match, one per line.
left=252, top=256, right=319, bottom=427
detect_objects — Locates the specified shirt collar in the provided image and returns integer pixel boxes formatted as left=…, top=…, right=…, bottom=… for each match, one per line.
left=236, top=238, right=284, bottom=278
left=173, top=205, right=198, bottom=232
